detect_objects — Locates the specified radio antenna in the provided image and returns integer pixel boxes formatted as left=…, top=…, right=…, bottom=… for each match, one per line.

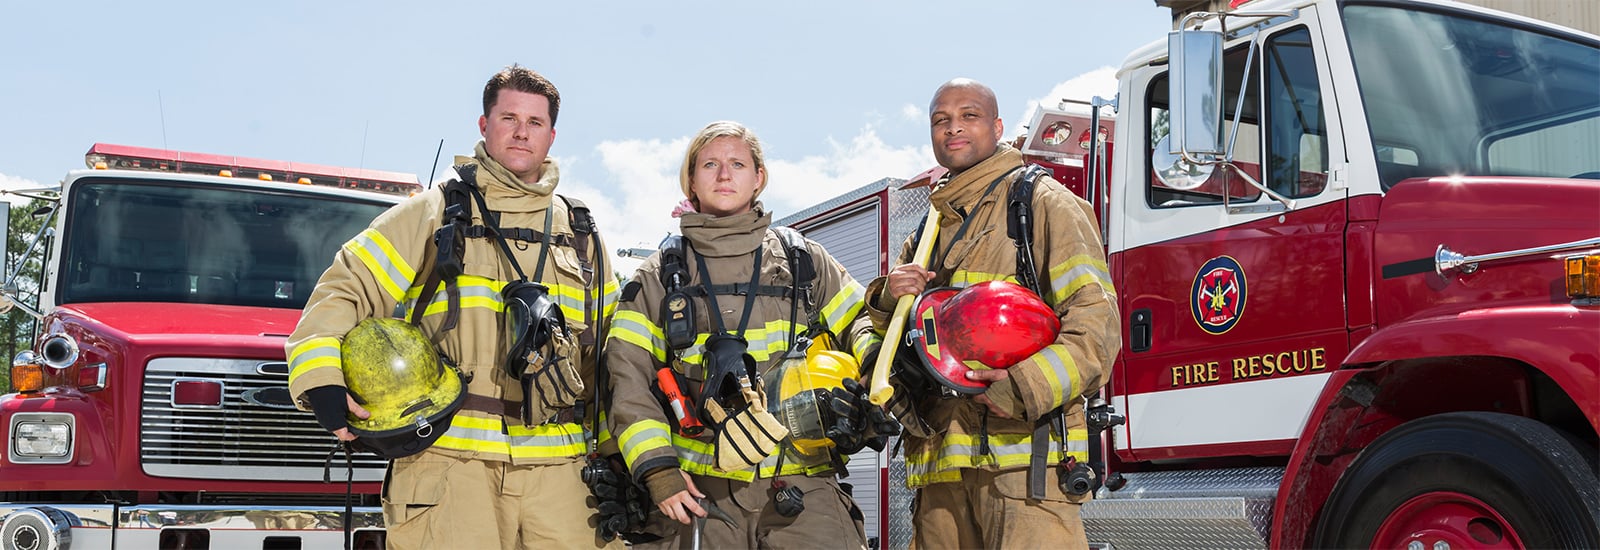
left=425, top=139, right=445, bottom=188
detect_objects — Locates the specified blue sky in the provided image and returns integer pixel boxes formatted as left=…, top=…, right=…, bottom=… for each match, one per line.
left=0, top=1, right=1171, bottom=273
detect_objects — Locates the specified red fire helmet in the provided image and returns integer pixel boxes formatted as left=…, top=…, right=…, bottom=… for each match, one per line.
left=908, top=280, right=1061, bottom=394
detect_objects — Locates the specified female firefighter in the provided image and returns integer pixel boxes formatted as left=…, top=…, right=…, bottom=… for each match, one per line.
left=604, top=120, right=897, bottom=548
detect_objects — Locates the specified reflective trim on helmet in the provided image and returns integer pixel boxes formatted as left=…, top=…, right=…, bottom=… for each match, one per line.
left=430, top=415, right=586, bottom=458
left=818, top=281, right=867, bottom=338
left=608, top=311, right=668, bottom=363
left=619, top=419, right=673, bottom=467
left=904, top=428, right=1088, bottom=488
left=1048, top=254, right=1114, bottom=307
left=851, top=332, right=883, bottom=366
left=677, top=319, right=801, bottom=365
left=287, top=337, right=342, bottom=387
left=948, top=271, right=1018, bottom=288
left=1026, top=344, right=1080, bottom=410
left=344, top=229, right=417, bottom=302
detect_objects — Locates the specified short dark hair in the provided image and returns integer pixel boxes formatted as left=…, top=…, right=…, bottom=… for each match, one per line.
left=482, top=64, right=561, bottom=126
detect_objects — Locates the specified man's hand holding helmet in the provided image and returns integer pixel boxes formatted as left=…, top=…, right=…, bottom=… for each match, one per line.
left=967, top=371, right=1026, bottom=420
left=304, top=385, right=371, bottom=441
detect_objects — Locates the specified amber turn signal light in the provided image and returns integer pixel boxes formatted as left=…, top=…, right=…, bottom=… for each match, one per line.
left=1566, top=254, right=1600, bottom=299
left=11, top=363, right=45, bottom=393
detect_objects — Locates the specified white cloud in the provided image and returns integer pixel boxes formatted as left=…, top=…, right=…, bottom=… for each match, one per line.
left=0, top=173, right=47, bottom=206
left=900, top=103, right=923, bottom=122
left=1013, top=67, right=1120, bottom=138
left=576, top=124, right=932, bottom=277
left=763, top=126, right=932, bottom=217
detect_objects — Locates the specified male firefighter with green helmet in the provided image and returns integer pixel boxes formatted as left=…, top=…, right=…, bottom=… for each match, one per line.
left=286, top=65, right=622, bottom=549
left=868, top=78, right=1120, bottom=549
left=604, top=121, right=898, bottom=548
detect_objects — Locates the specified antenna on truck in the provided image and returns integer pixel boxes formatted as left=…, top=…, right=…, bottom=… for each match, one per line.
left=425, top=139, right=445, bottom=189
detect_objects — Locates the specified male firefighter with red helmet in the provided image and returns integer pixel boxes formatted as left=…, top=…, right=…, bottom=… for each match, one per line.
left=286, top=65, right=622, bottom=549
left=867, top=78, right=1120, bottom=548
left=604, top=121, right=897, bottom=548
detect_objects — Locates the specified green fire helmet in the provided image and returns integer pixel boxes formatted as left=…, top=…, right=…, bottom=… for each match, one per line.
left=341, top=318, right=465, bottom=459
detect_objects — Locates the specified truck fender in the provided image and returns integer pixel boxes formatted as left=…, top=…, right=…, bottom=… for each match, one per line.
left=1345, top=305, right=1599, bottom=424
left=1269, top=305, right=1600, bottom=547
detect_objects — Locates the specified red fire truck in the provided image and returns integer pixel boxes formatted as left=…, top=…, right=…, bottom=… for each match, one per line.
left=780, top=0, right=1600, bottom=548
left=0, top=144, right=419, bottom=549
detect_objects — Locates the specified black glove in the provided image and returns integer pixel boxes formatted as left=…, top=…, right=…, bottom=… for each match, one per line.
left=584, top=455, right=655, bottom=543
left=304, top=385, right=352, bottom=433
left=823, top=378, right=901, bottom=454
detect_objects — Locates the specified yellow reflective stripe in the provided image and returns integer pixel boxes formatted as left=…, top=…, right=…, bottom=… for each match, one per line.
left=1048, top=254, right=1114, bottom=306
left=1027, top=344, right=1079, bottom=410
left=398, top=276, right=605, bottom=323
left=598, top=280, right=620, bottom=317
left=670, top=435, right=741, bottom=480
left=609, top=310, right=668, bottom=363
left=596, top=411, right=613, bottom=447
left=344, top=229, right=416, bottom=302
left=548, top=282, right=590, bottom=324
left=851, top=332, right=882, bottom=366
left=667, top=434, right=820, bottom=480
left=903, top=429, right=1089, bottom=488
left=619, top=419, right=673, bottom=466
left=678, top=319, right=800, bottom=365
left=949, top=271, right=1017, bottom=288
left=432, top=416, right=586, bottom=458
left=287, top=337, right=341, bottom=386
left=819, top=281, right=866, bottom=338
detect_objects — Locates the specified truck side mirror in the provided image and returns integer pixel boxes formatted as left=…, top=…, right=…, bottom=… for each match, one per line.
left=1168, top=27, right=1225, bottom=160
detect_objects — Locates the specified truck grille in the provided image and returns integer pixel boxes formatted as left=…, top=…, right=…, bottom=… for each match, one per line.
left=141, top=358, right=387, bottom=482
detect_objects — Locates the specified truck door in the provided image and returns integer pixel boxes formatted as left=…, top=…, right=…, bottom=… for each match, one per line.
left=1112, top=11, right=1352, bottom=459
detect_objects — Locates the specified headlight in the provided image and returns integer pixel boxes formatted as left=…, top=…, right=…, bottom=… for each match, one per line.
left=9, top=412, right=74, bottom=463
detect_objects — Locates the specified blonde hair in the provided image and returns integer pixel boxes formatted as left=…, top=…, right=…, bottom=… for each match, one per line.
left=679, top=120, right=768, bottom=205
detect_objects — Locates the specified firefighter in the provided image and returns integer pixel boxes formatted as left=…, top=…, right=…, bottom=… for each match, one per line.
left=285, top=65, right=623, bottom=550
left=868, top=78, right=1120, bottom=549
left=605, top=121, right=896, bottom=548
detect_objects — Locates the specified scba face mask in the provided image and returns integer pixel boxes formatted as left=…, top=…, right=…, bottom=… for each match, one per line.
left=503, top=280, right=585, bottom=424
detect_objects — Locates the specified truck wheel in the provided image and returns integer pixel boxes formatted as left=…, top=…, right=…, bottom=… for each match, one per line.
left=1313, top=412, right=1600, bottom=549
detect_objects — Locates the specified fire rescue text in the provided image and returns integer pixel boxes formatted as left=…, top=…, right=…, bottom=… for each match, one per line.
left=1169, top=347, right=1327, bottom=388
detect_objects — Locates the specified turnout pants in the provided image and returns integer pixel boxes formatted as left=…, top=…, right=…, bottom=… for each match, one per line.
left=381, top=449, right=623, bottom=550
left=912, top=468, right=1088, bottom=550
left=640, top=473, right=866, bottom=550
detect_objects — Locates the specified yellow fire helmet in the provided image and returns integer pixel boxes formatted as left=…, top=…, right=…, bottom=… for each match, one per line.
left=766, top=333, right=861, bottom=464
left=341, top=318, right=466, bottom=459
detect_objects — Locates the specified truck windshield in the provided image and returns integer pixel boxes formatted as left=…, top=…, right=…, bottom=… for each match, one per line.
left=58, top=178, right=393, bottom=309
left=1344, top=4, right=1600, bottom=188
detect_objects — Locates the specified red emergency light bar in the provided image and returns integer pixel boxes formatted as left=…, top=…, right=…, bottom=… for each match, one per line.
left=84, top=143, right=422, bottom=196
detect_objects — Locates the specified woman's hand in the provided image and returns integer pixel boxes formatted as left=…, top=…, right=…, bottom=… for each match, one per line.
left=656, top=470, right=707, bottom=525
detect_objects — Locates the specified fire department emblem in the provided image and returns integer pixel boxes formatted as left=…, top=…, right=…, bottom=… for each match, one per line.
left=1190, top=256, right=1247, bottom=335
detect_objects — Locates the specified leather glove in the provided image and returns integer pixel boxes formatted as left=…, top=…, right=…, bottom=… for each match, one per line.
left=824, top=378, right=901, bottom=454
left=304, top=385, right=351, bottom=433
left=585, top=455, right=652, bottom=543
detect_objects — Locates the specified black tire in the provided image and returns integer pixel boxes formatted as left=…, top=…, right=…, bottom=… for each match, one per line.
left=1313, top=412, right=1600, bottom=549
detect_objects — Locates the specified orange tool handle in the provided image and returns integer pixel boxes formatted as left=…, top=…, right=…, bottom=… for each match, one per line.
left=657, top=367, right=705, bottom=436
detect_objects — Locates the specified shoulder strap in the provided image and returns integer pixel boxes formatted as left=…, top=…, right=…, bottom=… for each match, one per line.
left=561, top=194, right=605, bottom=346
left=657, top=235, right=696, bottom=351
left=770, top=226, right=820, bottom=343
left=770, top=226, right=815, bottom=288
left=410, top=168, right=477, bottom=335
left=1008, top=164, right=1049, bottom=298
left=657, top=235, right=690, bottom=292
